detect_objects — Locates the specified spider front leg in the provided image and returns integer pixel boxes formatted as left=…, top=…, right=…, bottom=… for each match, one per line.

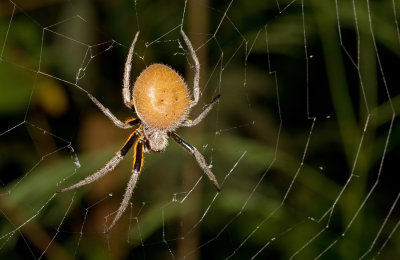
left=57, top=130, right=140, bottom=193
left=105, top=138, right=144, bottom=233
left=168, top=132, right=220, bottom=191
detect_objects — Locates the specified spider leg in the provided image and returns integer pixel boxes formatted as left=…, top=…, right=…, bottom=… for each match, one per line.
left=182, top=94, right=220, bottom=127
left=125, top=118, right=141, bottom=126
left=87, top=93, right=133, bottom=129
left=123, top=31, right=140, bottom=109
left=57, top=130, right=140, bottom=193
left=105, top=138, right=144, bottom=233
left=85, top=32, right=140, bottom=128
left=180, top=30, right=200, bottom=108
left=168, top=132, right=220, bottom=191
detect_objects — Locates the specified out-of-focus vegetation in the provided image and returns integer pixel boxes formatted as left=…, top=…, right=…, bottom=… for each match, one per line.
left=0, top=0, right=399, bottom=259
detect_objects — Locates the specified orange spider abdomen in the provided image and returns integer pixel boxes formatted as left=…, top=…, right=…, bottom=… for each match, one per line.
left=132, top=64, right=190, bottom=130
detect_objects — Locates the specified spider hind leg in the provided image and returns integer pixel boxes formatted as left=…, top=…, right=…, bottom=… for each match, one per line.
left=183, top=94, right=221, bottom=127
left=180, top=30, right=200, bottom=108
left=123, top=31, right=140, bottom=109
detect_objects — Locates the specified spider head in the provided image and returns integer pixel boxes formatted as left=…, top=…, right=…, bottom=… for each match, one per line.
left=142, top=124, right=168, bottom=152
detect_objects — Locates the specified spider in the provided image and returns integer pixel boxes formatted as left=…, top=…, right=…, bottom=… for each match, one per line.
left=57, top=30, right=221, bottom=233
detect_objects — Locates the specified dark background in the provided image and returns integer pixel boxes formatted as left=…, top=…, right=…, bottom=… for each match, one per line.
left=0, top=0, right=399, bottom=259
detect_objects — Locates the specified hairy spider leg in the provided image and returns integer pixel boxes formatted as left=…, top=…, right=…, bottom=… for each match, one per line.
left=87, top=93, right=134, bottom=129
left=125, top=118, right=141, bottom=126
left=123, top=31, right=140, bottom=109
left=105, top=138, right=144, bottom=233
left=85, top=32, right=140, bottom=129
left=57, top=130, right=140, bottom=193
left=183, top=94, right=221, bottom=127
left=167, top=132, right=220, bottom=191
left=180, top=30, right=200, bottom=108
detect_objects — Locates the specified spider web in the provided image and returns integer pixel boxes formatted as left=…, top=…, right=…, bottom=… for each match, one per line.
left=0, top=0, right=399, bottom=259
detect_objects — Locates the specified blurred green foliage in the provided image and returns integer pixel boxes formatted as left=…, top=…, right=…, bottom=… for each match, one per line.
left=0, top=0, right=399, bottom=259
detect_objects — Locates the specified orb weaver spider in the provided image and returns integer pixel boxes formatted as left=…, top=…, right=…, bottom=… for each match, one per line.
left=57, top=30, right=221, bottom=233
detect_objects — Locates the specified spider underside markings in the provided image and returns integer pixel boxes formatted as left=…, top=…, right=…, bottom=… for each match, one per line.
left=57, top=30, right=221, bottom=233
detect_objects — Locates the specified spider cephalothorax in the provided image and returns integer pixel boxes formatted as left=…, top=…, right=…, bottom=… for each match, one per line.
left=57, top=30, right=220, bottom=233
left=141, top=125, right=168, bottom=152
